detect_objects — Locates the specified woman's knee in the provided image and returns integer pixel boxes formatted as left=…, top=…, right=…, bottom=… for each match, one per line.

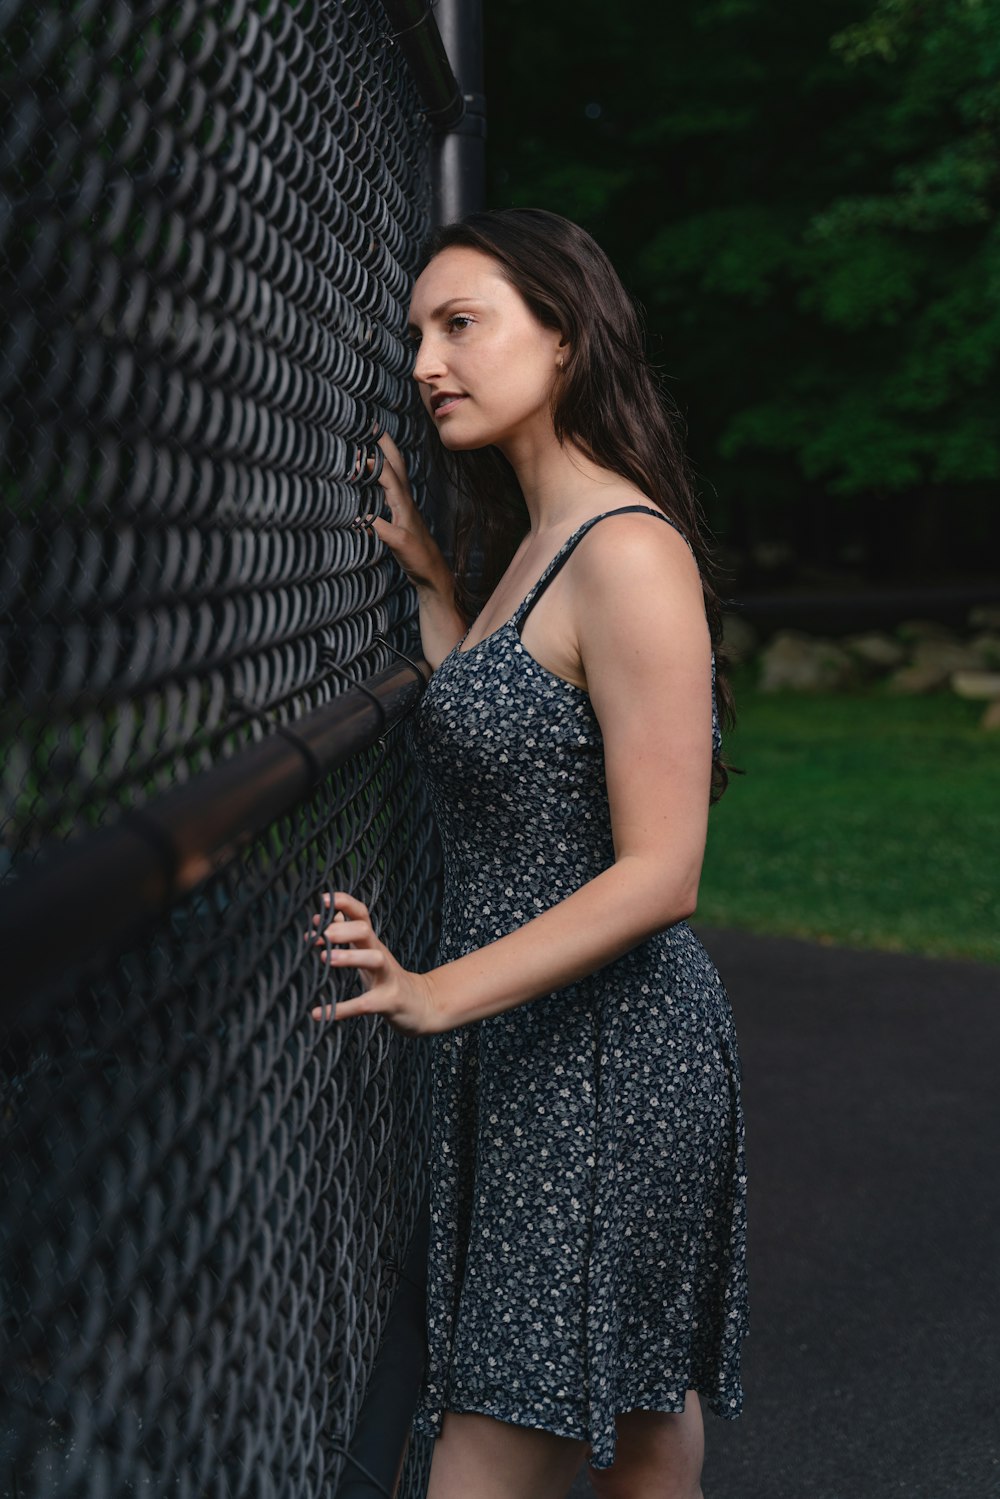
left=588, top=1395, right=705, bottom=1499
left=427, top=1410, right=587, bottom=1499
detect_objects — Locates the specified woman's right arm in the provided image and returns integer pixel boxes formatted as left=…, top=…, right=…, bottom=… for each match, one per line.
left=366, top=432, right=469, bottom=669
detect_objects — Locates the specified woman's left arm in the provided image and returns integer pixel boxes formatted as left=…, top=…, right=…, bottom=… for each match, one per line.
left=309, top=517, right=714, bottom=1034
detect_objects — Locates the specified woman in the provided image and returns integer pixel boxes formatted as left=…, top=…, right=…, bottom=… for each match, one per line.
left=309, top=209, right=747, bottom=1499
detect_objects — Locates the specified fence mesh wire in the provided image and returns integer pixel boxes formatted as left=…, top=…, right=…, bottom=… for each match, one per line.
left=1, top=0, right=440, bottom=1492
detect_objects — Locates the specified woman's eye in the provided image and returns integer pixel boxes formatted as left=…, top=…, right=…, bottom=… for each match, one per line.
left=447, top=315, right=473, bottom=332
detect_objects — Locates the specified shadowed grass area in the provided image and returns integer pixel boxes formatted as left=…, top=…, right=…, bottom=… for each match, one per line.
left=697, top=670, right=1000, bottom=963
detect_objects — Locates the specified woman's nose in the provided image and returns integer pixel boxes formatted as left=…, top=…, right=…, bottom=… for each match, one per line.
left=412, top=342, right=446, bottom=385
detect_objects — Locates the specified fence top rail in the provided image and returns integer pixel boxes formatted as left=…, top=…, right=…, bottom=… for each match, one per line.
left=382, top=0, right=465, bottom=132
left=0, top=652, right=429, bottom=1019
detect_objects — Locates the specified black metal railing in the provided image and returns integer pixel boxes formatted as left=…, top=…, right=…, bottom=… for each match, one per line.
left=0, top=0, right=470, bottom=1493
left=1, top=648, right=429, bottom=1012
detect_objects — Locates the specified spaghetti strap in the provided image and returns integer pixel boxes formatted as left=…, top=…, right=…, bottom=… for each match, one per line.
left=513, top=504, right=690, bottom=635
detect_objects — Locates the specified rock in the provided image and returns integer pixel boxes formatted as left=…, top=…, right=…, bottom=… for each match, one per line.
left=982, top=699, right=1000, bottom=731
left=911, top=637, right=986, bottom=674
left=896, top=618, right=958, bottom=643
left=951, top=671, right=1000, bottom=700
left=969, top=605, right=1000, bottom=631
left=888, top=663, right=951, bottom=694
left=843, top=632, right=906, bottom=672
left=971, top=632, right=1000, bottom=666
left=750, top=540, right=794, bottom=571
left=758, top=630, right=858, bottom=692
left=721, top=612, right=759, bottom=664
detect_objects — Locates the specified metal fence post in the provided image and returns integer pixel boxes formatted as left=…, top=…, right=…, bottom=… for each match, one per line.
left=432, top=0, right=487, bottom=225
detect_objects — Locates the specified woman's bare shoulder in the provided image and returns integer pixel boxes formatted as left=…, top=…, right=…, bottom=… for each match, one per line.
left=573, top=500, right=698, bottom=578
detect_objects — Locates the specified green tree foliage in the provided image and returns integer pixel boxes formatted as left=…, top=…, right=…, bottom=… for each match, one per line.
left=485, top=0, right=1000, bottom=577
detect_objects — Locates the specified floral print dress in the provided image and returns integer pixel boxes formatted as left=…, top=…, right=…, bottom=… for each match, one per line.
left=406, top=505, right=748, bottom=1470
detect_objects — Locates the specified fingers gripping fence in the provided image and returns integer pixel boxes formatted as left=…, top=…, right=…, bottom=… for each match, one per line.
left=0, top=2, right=449, bottom=1494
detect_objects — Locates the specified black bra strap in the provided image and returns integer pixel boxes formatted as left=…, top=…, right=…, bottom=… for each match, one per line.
left=514, top=505, right=688, bottom=635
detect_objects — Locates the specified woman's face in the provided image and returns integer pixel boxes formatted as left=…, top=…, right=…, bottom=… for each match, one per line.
left=407, top=246, right=565, bottom=450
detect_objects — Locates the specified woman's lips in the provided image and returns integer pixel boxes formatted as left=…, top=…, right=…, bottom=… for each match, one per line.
left=433, top=395, right=466, bottom=418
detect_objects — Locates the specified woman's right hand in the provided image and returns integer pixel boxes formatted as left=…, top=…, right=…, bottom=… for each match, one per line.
left=359, top=432, right=451, bottom=595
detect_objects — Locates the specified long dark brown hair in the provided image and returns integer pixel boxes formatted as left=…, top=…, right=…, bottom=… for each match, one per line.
left=418, top=208, right=736, bottom=801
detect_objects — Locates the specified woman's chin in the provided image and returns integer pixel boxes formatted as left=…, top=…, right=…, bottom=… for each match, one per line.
left=437, top=427, right=492, bottom=452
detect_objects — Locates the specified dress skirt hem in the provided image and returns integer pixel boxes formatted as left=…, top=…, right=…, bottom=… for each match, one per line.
left=412, top=1371, right=745, bottom=1471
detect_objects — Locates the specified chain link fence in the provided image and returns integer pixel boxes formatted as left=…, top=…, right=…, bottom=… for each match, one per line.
left=1, top=1, right=444, bottom=1492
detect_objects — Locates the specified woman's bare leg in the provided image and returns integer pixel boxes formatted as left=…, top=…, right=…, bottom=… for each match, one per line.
left=588, top=1391, right=705, bottom=1499
left=426, top=1410, right=589, bottom=1499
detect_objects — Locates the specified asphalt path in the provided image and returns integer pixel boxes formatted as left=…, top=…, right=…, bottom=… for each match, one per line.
left=569, top=926, right=1000, bottom=1499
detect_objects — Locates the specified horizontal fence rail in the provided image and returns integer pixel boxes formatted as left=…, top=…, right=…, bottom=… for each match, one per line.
left=1, top=648, right=429, bottom=1015
left=1, top=0, right=449, bottom=1494
left=382, top=0, right=464, bottom=131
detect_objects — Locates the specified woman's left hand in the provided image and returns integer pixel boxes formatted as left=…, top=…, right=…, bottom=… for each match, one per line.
left=306, top=891, right=444, bottom=1037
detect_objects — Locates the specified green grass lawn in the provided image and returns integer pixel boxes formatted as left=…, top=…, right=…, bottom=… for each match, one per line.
left=697, top=670, right=1000, bottom=963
